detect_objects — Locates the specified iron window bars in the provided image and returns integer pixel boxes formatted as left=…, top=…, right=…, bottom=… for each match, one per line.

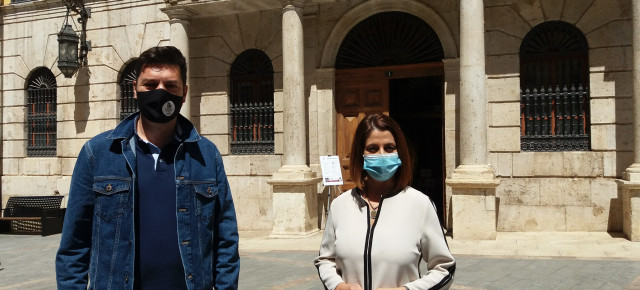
left=120, top=60, right=138, bottom=120
left=230, top=49, right=274, bottom=155
left=520, top=21, right=590, bottom=151
left=26, top=68, right=57, bottom=157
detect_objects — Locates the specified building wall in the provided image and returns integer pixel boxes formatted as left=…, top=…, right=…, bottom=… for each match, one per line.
left=0, top=0, right=634, bottom=233
left=1, top=0, right=170, bottom=202
left=187, top=8, right=286, bottom=230
left=484, top=0, right=632, bottom=231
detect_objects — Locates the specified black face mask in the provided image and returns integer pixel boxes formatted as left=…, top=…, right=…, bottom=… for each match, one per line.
left=136, top=89, right=183, bottom=123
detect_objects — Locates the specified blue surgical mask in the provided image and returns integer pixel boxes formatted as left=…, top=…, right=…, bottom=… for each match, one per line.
left=363, top=153, right=402, bottom=182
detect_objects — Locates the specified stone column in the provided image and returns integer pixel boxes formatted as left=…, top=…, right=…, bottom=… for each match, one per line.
left=445, top=0, right=500, bottom=240
left=268, top=0, right=321, bottom=238
left=620, top=0, right=640, bottom=242
left=281, top=0, right=307, bottom=168
left=442, top=58, right=460, bottom=231
left=161, top=7, right=196, bottom=120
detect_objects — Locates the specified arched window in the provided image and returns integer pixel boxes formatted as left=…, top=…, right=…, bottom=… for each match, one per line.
left=335, top=11, right=443, bottom=69
left=120, top=59, right=138, bottom=120
left=26, top=67, right=57, bottom=157
left=230, top=49, right=274, bottom=154
left=229, top=49, right=274, bottom=155
left=520, top=21, right=590, bottom=151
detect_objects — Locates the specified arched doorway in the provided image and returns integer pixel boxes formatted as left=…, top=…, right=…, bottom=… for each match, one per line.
left=335, top=11, right=446, bottom=224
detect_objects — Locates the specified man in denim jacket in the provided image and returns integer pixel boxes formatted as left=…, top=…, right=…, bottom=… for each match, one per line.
left=56, top=46, right=240, bottom=289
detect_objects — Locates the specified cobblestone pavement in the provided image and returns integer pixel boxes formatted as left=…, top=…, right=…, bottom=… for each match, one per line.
left=1, top=233, right=640, bottom=289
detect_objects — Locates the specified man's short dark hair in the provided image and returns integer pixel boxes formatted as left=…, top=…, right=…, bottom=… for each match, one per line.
left=135, top=46, right=187, bottom=86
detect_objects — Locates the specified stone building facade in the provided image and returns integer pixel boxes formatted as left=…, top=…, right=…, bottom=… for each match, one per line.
left=1, top=0, right=639, bottom=240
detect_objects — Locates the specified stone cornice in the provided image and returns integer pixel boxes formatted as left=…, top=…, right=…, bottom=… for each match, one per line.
left=1, top=0, right=64, bottom=16
left=617, top=179, right=640, bottom=190
left=446, top=164, right=501, bottom=190
left=446, top=179, right=500, bottom=189
left=160, top=5, right=198, bottom=20
left=159, top=0, right=281, bottom=18
left=267, top=177, right=322, bottom=186
left=282, top=0, right=305, bottom=8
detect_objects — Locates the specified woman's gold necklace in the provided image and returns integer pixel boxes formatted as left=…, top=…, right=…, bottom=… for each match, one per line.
left=363, top=194, right=379, bottom=219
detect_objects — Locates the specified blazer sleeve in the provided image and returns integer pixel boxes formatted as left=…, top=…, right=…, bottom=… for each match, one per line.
left=404, top=201, right=456, bottom=290
left=56, top=142, right=95, bottom=289
left=314, top=207, right=345, bottom=290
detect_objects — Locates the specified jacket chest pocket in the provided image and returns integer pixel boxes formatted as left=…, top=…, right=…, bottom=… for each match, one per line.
left=93, top=177, right=131, bottom=221
left=192, top=183, right=218, bottom=222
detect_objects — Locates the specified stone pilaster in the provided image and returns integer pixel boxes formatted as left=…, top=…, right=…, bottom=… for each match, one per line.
left=447, top=165, right=499, bottom=240
left=618, top=181, right=640, bottom=241
left=269, top=0, right=321, bottom=237
left=268, top=169, right=322, bottom=237
left=446, top=0, right=499, bottom=240
left=160, top=7, right=196, bottom=120
left=619, top=0, right=640, bottom=241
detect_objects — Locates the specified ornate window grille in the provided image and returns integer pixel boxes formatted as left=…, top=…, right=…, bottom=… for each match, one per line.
left=26, top=68, right=57, bottom=157
left=120, top=59, right=138, bottom=120
left=230, top=49, right=274, bottom=155
left=520, top=21, right=590, bottom=151
left=335, top=11, right=443, bottom=69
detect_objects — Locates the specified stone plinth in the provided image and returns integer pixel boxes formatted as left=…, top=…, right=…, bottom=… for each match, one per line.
left=623, top=164, right=640, bottom=182
left=446, top=165, right=500, bottom=240
left=268, top=165, right=322, bottom=238
left=618, top=180, right=640, bottom=242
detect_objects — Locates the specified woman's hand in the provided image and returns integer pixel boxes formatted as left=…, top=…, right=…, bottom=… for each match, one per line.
left=335, top=282, right=364, bottom=290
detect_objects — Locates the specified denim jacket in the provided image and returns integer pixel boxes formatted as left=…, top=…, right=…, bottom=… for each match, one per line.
left=56, top=113, right=240, bottom=290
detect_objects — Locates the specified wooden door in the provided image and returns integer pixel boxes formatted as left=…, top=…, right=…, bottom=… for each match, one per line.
left=335, top=67, right=389, bottom=191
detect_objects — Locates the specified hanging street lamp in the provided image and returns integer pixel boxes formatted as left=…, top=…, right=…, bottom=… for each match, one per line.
left=57, top=23, right=79, bottom=78
left=57, top=0, right=91, bottom=78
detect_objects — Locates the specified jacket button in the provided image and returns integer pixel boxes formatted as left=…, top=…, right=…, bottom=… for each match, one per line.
left=106, top=184, right=112, bottom=192
left=178, top=208, right=187, bottom=212
left=187, top=274, right=193, bottom=280
left=207, top=187, right=212, bottom=194
left=182, top=240, right=190, bottom=245
left=125, top=275, right=129, bottom=283
left=177, top=176, right=185, bottom=180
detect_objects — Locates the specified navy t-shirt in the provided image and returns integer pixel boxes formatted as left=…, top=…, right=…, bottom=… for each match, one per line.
left=133, top=137, right=187, bottom=290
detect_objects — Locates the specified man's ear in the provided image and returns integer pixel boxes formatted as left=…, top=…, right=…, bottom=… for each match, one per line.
left=182, top=85, right=188, bottom=104
left=133, top=81, right=137, bottom=99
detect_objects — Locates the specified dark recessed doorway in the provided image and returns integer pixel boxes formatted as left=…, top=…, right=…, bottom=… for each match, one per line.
left=389, top=75, right=444, bottom=225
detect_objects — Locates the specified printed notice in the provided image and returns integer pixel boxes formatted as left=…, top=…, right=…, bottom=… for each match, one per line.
left=319, top=155, right=343, bottom=186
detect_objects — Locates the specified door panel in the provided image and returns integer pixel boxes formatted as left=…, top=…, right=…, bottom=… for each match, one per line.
left=335, top=67, right=388, bottom=191
left=363, top=89, right=384, bottom=110
left=336, top=113, right=366, bottom=191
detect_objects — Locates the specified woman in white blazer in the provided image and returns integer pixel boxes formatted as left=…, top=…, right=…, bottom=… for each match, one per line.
left=315, top=114, right=455, bottom=290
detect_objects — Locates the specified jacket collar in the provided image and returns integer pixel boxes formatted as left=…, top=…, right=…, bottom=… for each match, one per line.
left=107, top=112, right=201, bottom=143
left=352, top=186, right=405, bottom=208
